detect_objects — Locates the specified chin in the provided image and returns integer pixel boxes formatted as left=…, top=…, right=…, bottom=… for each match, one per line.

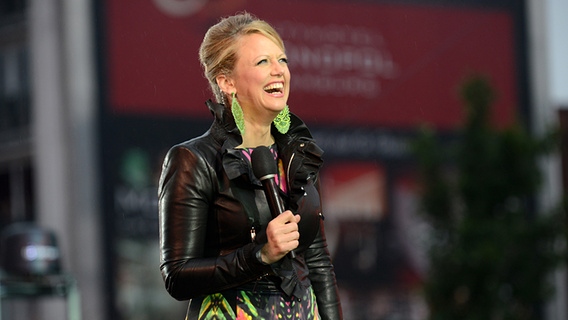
left=266, top=103, right=287, bottom=113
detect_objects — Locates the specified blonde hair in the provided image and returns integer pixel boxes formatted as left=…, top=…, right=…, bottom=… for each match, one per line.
left=198, top=12, right=285, bottom=103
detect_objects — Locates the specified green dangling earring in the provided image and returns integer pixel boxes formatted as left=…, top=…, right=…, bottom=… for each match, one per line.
left=231, top=92, right=245, bottom=135
left=273, top=105, right=290, bottom=134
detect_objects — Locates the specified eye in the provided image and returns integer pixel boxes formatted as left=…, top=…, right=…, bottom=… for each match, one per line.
left=256, top=59, right=268, bottom=66
left=279, top=57, right=288, bottom=64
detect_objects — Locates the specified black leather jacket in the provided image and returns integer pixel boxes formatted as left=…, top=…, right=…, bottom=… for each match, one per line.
left=158, top=100, right=342, bottom=319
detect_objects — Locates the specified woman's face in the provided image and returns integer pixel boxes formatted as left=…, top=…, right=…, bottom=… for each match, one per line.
left=230, top=33, right=290, bottom=121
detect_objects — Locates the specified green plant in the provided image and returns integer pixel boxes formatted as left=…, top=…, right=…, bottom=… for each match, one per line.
left=413, top=75, right=566, bottom=320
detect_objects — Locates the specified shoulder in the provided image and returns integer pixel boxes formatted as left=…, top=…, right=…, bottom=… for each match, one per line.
left=163, top=131, right=220, bottom=168
left=288, top=113, right=313, bottom=139
left=273, top=112, right=315, bottom=147
left=277, top=113, right=324, bottom=154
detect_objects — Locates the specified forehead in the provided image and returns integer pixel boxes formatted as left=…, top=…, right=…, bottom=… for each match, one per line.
left=235, top=33, right=284, bottom=60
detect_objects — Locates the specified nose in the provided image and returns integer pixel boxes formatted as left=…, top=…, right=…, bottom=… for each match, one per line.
left=272, top=60, right=285, bottom=77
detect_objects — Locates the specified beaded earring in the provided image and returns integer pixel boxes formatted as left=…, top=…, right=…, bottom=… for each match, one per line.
left=273, top=105, right=290, bottom=134
left=231, top=92, right=245, bottom=135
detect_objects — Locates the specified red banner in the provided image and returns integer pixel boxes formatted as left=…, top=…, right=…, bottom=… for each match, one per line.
left=106, top=0, right=517, bottom=129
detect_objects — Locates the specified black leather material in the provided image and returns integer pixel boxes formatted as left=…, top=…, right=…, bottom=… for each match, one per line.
left=158, top=100, right=342, bottom=319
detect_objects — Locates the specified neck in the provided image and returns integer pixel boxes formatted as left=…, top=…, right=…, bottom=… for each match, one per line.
left=238, top=120, right=274, bottom=148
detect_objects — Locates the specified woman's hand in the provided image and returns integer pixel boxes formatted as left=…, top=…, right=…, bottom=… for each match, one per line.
left=260, top=210, right=301, bottom=264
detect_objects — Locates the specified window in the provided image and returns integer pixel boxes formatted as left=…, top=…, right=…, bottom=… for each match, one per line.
left=0, top=0, right=32, bottom=229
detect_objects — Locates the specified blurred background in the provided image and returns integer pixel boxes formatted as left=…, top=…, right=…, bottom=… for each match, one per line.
left=0, top=0, right=567, bottom=319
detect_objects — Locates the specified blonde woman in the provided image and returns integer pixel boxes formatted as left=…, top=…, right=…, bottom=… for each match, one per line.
left=158, top=12, right=342, bottom=320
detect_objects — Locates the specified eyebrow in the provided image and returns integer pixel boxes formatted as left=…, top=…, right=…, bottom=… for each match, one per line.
left=253, top=53, right=287, bottom=61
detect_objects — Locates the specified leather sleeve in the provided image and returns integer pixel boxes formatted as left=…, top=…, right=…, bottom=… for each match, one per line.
left=304, top=181, right=343, bottom=320
left=304, top=223, right=343, bottom=320
left=158, top=145, right=272, bottom=300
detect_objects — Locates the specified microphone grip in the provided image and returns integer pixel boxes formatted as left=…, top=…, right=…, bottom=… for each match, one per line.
left=262, top=178, right=285, bottom=218
left=261, top=178, right=296, bottom=259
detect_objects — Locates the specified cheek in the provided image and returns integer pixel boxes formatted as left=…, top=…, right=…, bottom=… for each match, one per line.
left=245, top=74, right=265, bottom=91
left=236, top=78, right=257, bottom=96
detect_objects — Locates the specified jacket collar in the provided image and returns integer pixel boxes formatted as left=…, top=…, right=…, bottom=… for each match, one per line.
left=205, top=100, right=312, bottom=144
left=205, top=99, right=315, bottom=150
left=205, top=99, right=320, bottom=182
left=206, top=100, right=242, bottom=152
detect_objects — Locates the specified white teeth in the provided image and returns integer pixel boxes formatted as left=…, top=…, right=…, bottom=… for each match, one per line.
left=263, top=83, right=284, bottom=91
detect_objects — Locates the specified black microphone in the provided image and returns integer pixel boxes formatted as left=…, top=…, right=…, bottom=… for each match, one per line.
left=251, top=146, right=296, bottom=259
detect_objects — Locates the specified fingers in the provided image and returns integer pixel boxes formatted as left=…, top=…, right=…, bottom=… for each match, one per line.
left=263, top=211, right=300, bottom=264
left=272, top=211, right=300, bottom=243
left=268, top=215, right=299, bottom=247
left=275, top=210, right=299, bottom=223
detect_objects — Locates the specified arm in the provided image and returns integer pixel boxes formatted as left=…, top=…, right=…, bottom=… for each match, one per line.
left=304, top=178, right=342, bottom=320
left=304, top=220, right=343, bottom=320
left=158, top=146, right=272, bottom=300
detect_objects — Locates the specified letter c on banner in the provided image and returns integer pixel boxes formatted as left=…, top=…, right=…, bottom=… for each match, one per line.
left=152, top=0, right=207, bottom=17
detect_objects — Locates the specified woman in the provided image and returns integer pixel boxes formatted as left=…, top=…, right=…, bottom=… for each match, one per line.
left=158, top=12, right=342, bottom=320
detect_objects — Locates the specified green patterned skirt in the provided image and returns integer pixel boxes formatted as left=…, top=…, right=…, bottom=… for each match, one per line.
left=186, top=286, right=320, bottom=320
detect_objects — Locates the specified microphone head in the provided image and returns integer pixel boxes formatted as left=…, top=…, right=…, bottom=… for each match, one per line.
left=251, top=146, right=277, bottom=180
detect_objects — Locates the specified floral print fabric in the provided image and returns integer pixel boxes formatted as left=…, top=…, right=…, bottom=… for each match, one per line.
left=193, top=286, right=320, bottom=320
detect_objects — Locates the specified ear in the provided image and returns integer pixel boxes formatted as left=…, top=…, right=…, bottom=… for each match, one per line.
left=216, top=74, right=235, bottom=95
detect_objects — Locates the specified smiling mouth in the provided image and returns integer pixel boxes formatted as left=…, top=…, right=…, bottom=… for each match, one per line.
left=263, top=83, right=284, bottom=94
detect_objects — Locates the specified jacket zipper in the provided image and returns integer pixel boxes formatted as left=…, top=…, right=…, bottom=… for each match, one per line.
left=286, top=152, right=295, bottom=188
left=286, top=142, right=306, bottom=187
